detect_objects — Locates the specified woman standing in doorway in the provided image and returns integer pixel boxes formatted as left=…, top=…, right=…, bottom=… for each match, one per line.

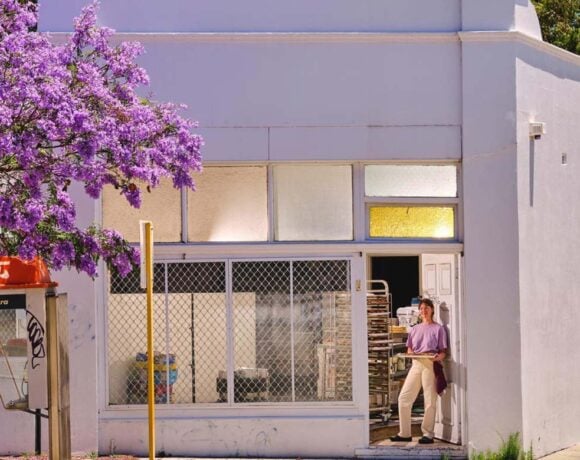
left=390, top=298, right=447, bottom=444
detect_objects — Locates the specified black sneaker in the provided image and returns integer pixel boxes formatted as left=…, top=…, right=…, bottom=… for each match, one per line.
left=390, top=435, right=412, bottom=442
left=418, top=436, right=434, bottom=444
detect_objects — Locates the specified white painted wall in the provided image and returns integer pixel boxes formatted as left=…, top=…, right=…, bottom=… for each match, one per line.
left=514, top=1, right=542, bottom=40
left=40, top=0, right=462, bottom=33
left=39, top=0, right=544, bottom=36
left=52, top=184, right=100, bottom=455
left=515, top=45, right=580, bottom=458
left=461, top=0, right=541, bottom=40
left=0, top=405, right=50, bottom=455
left=100, top=416, right=365, bottom=457
left=134, top=36, right=462, bottom=163
left=461, top=39, right=524, bottom=453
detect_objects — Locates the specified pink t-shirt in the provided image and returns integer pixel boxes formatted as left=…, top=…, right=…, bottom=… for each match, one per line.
left=406, top=322, right=447, bottom=354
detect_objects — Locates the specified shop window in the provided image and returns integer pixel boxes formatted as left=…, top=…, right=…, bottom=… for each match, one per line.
left=369, top=206, right=455, bottom=238
left=273, top=165, right=353, bottom=241
left=232, top=260, right=352, bottom=402
left=187, top=166, right=268, bottom=242
left=107, top=259, right=352, bottom=406
left=102, top=178, right=181, bottom=243
left=365, top=165, right=457, bottom=197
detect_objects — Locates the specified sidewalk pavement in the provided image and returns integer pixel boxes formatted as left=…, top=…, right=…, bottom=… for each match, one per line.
left=542, top=444, right=580, bottom=459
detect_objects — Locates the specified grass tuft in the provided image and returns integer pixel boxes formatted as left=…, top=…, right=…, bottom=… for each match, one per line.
left=470, top=433, right=534, bottom=460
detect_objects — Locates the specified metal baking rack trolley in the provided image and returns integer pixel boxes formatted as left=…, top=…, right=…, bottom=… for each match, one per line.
left=366, top=279, right=393, bottom=423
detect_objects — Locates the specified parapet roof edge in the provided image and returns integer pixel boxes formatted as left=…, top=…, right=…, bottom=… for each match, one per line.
left=46, top=31, right=459, bottom=44
left=46, top=31, right=580, bottom=66
left=459, top=31, right=580, bottom=66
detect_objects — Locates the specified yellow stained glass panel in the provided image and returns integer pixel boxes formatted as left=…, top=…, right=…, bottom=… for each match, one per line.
left=369, top=206, right=454, bottom=238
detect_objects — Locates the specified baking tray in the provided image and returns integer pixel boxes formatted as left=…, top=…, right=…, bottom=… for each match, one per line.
left=397, top=353, right=437, bottom=359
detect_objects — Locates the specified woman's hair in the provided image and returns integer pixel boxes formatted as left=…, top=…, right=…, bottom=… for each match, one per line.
left=420, top=298, right=435, bottom=310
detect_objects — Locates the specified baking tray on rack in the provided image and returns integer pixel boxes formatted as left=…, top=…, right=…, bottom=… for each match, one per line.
left=397, top=353, right=437, bottom=359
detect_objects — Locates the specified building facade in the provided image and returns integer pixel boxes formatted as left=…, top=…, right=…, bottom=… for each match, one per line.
left=1, top=1, right=579, bottom=458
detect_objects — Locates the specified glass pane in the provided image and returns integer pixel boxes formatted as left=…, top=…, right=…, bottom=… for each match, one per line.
left=187, top=166, right=267, bottom=242
left=365, top=165, right=457, bottom=197
left=369, top=206, right=455, bottom=238
left=108, top=262, right=227, bottom=405
left=108, top=265, right=167, bottom=405
left=167, top=262, right=227, bottom=404
left=102, top=178, right=181, bottom=243
left=274, top=165, right=353, bottom=241
left=292, top=260, right=352, bottom=402
left=232, top=261, right=291, bottom=403
left=231, top=260, right=352, bottom=403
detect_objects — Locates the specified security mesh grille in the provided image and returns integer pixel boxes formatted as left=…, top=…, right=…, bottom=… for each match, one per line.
left=108, top=262, right=226, bottom=405
left=0, top=310, right=16, bottom=346
left=166, top=262, right=227, bottom=404
left=233, top=261, right=291, bottom=402
left=108, top=264, right=166, bottom=405
left=293, top=260, right=352, bottom=401
left=108, top=258, right=352, bottom=406
left=0, top=309, right=28, bottom=402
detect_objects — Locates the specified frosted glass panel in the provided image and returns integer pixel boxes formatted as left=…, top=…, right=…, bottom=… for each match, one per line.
left=187, top=166, right=267, bottom=242
left=274, top=165, right=353, bottom=241
left=365, top=165, right=457, bottom=197
left=369, top=206, right=454, bottom=238
left=103, top=178, right=181, bottom=242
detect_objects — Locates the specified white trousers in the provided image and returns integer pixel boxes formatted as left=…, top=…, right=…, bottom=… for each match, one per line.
left=397, top=358, right=437, bottom=438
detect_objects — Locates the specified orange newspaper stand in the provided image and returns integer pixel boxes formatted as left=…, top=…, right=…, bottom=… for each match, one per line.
left=0, top=256, right=57, bottom=411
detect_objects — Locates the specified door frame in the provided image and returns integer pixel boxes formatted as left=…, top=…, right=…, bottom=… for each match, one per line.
left=363, top=248, right=466, bottom=448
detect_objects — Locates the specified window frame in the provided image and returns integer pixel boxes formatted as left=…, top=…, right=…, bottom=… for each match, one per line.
left=105, top=257, right=355, bottom=408
left=100, top=161, right=461, bottom=244
left=271, top=163, right=355, bottom=242
left=362, top=162, right=461, bottom=242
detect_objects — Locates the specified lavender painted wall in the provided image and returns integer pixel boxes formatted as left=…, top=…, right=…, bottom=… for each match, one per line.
left=516, top=47, right=580, bottom=457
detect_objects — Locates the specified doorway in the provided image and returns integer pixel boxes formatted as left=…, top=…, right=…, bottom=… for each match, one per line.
left=371, top=256, right=419, bottom=315
left=367, top=253, right=463, bottom=448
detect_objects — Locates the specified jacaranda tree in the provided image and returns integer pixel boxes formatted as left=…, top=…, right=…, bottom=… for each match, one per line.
left=0, top=0, right=203, bottom=277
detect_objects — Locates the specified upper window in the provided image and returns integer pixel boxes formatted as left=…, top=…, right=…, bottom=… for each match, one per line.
left=369, top=206, right=455, bottom=238
left=102, top=178, right=181, bottom=243
left=365, top=164, right=458, bottom=240
left=101, top=163, right=456, bottom=244
left=365, top=165, right=457, bottom=198
left=273, top=165, right=353, bottom=241
left=187, top=166, right=268, bottom=242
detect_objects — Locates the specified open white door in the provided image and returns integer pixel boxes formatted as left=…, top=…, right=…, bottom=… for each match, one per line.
left=420, top=253, right=461, bottom=444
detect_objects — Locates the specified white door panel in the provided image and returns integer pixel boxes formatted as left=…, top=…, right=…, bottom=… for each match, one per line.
left=420, top=253, right=461, bottom=444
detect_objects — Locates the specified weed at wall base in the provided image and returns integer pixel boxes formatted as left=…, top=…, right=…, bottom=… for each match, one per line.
left=470, top=433, right=533, bottom=460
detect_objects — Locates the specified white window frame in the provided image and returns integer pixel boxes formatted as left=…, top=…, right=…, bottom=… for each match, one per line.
left=361, top=162, right=462, bottom=242
left=101, top=161, right=462, bottom=245
left=103, top=256, right=357, bottom=410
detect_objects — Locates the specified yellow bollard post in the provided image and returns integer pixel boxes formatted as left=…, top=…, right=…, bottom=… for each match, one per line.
left=144, top=221, right=155, bottom=460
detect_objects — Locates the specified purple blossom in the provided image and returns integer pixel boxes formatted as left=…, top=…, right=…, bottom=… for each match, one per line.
left=0, top=0, right=203, bottom=278
left=50, top=192, right=76, bottom=231
left=17, top=238, right=37, bottom=261
left=112, top=252, right=132, bottom=277
left=51, top=241, right=76, bottom=270
left=0, top=197, right=15, bottom=227
left=22, top=199, right=44, bottom=230
left=79, top=254, right=97, bottom=278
